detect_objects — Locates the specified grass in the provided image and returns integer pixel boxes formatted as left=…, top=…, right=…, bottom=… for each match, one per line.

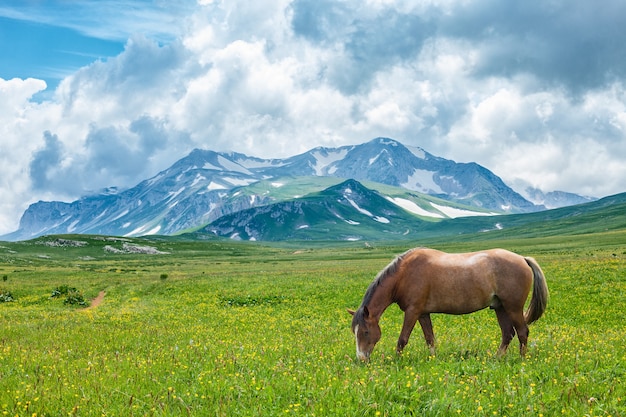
left=0, top=233, right=625, bottom=416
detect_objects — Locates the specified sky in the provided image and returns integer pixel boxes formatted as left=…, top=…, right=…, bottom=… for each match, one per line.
left=1, top=0, right=626, bottom=235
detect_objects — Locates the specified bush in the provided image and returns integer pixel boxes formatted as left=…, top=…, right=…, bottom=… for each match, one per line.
left=0, top=289, right=14, bottom=303
left=51, top=285, right=87, bottom=307
left=63, top=290, right=87, bottom=306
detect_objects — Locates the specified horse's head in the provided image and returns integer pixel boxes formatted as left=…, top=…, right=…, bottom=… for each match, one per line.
left=348, top=306, right=381, bottom=362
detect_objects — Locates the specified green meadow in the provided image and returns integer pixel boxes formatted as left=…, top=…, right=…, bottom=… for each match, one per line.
left=0, top=233, right=625, bottom=416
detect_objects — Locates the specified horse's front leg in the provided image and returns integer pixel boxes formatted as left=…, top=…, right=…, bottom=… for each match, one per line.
left=396, top=309, right=420, bottom=355
left=418, top=314, right=436, bottom=356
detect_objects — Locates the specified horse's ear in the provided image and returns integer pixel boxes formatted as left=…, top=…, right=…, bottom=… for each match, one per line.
left=347, top=309, right=356, bottom=316
left=363, top=305, right=370, bottom=318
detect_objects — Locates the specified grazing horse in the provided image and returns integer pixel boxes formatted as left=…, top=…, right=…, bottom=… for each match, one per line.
left=348, top=248, right=548, bottom=361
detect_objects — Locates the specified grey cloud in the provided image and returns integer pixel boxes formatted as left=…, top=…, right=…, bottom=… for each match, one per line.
left=346, top=11, right=432, bottom=63
left=129, top=116, right=170, bottom=152
left=341, top=12, right=433, bottom=93
left=440, top=0, right=626, bottom=94
left=28, top=117, right=189, bottom=197
left=292, top=1, right=435, bottom=93
left=29, top=131, right=63, bottom=191
left=84, top=125, right=140, bottom=178
left=291, top=0, right=350, bottom=42
left=291, top=0, right=626, bottom=95
left=84, top=116, right=186, bottom=187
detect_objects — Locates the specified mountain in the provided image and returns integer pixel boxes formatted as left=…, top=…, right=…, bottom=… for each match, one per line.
left=201, top=179, right=468, bottom=241
left=4, top=137, right=562, bottom=241
left=522, top=187, right=597, bottom=209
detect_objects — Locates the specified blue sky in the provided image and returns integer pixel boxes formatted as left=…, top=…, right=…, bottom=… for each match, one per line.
left=1, top=0, right=626, bottom=234
left=0, top=1, right=189, bottom=92
left=0, top=15, right=123, bottom=95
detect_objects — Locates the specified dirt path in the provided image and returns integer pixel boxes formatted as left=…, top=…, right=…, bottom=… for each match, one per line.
left=85, top=290, right=106, bottom=309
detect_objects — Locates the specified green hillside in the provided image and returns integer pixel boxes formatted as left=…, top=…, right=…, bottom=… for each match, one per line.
left=419, top=192, right=626, bottom=242
left=201, top=179, right=427, bottom=241
left=196, top=177, right=626, bottom=243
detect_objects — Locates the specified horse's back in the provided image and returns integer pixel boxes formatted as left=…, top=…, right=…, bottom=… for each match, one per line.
left=399, top=248, right=533, bottom=314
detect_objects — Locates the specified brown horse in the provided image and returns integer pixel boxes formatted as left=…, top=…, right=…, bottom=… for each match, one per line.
left=348, top=248, right=548, bottom=361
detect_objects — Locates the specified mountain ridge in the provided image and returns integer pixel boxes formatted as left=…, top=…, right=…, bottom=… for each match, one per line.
left=2, top=137, right=593, bottom=241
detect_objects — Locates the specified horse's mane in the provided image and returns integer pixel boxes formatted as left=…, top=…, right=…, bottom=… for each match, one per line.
left=359, top=248, right=416, bottom=309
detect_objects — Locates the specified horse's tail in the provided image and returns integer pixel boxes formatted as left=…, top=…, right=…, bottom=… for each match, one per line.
left=524, top=257, right=549, bottom=325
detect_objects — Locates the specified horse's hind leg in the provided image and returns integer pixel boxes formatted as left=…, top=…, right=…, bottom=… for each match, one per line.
left=509, top=310, right=529, bottom=358
left=495, top=307, right=515, bottom=357
left=418, top=314, right=436, bottom=356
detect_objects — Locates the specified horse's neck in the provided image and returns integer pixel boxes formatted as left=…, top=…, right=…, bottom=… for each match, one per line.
left=368, top=276, right=396, bottom=319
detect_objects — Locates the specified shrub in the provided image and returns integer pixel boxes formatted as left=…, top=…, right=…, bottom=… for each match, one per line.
left=51, top=285, right=77, bottom=298
left=0, top=289, right=14, bottom=303
left=51, top=285, right=87, bottom=307
left=63, top=290, right=87, bottom=306
left=160, top=273, right=169, bottom=280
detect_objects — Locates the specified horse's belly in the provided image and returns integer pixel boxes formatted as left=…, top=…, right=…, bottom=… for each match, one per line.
left=428, top=304, right=489, bottom=315
left=423, top=289, right=494, bottom=315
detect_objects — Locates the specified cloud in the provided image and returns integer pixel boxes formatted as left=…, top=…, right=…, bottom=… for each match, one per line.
left=2, top=0, right=626, bottom=234
left=25, top=116, right=191, bottom=198
left=439, top=0, right=626, bottom=94
left=29, top=131, right=64, bottom=191
left=291, top=0, right=434, bottom=93
left=58, top=36, right=190, bottom=115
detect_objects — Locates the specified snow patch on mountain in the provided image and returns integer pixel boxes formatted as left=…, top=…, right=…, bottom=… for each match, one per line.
left=402, top=169, right=443, bottom=194
left=208, top=182, right=227, bottom=190
left=386, top=197, right=444, bottom=218
left=217, top=155, right=252, bottom=174
left=203, top=162, right=221, bottom=171
left=191, top=174, right=206, bottom=187
left=234, top=156, right=283, bottom=169
left=378, top=138, right=399, bottom=147
left=430, top=203, right=496, bottom=218
left=112, top=209, right=130, bottom=221
left=67, top=220, right=80, bottom=232
left=145, top=225, right=162, bottom=235
left=224, top=178, right=257, bottom=187
left=168, top=187, right=186, bottom=201
left=347, top=198, right=372, bottom=216
left=369, top=150, right=393, bottom=166
left=126, top=223, right=151, bottom=237
left=311, top=148, right=350, bottom=175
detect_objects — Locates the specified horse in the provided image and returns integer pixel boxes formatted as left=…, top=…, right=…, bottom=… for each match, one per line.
left=348, top=247, right=548, bottom=361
